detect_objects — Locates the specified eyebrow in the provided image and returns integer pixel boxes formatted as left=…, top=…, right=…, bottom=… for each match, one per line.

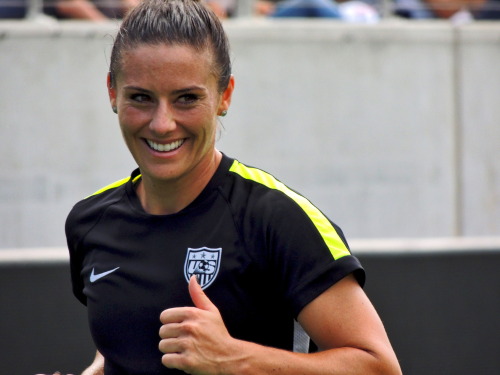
left=172, top=86, right=207, bottom=95
left=123, top=85, right=207, bottom=95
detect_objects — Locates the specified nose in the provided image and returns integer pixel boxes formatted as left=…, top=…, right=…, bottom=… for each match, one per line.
left=149, top=102, right=176, bottom=135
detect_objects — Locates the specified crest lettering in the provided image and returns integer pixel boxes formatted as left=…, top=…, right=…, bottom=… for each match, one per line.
left=184, top=247, right=222, bottom=290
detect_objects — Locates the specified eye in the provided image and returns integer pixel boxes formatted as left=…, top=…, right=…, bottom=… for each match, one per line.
left=177, top=94, right=199, bottom=105
left=130, top=93, right=152, bottom=103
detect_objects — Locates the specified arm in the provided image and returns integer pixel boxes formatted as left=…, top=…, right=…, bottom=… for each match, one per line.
left=55, top=0, right=108, bottom=20
left=56, top=0, right=139, bottom=20
left=159, top=275, right=401, bottom=375
left=81, top=350, right=104, bottom=375
left=424, top=0, right=486, bottom=18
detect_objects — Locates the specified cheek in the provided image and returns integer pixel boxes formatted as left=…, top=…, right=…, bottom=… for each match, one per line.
left=201, top=115, right=219, bottom=139
left=118, top=123, right=135, bottom=149
left=184, top=106, right=218, bottom=134
left=119, top=108, right=148, bottom=130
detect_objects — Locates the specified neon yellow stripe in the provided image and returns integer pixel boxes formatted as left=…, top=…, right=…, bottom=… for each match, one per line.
left=229, top=160, right=350, bottom=260
left=88, top=174, right=142, bottom=197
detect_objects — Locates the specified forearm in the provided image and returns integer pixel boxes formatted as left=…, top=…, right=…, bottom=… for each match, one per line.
left=160, top=276, right=401, bottom=375
left=227, top=339, right=401, bottom=375
left=425, top=0, right=487, bottom=18
left=56, top=0, right=108, bottom=20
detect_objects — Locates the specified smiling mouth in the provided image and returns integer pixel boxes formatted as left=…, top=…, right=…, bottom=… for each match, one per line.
left=146, top=139, right=185, bottom=152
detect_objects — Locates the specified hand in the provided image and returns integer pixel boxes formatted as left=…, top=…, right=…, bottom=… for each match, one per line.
left=80, top=350, right=104, bottom=375
left=158, top=276, right=242, bottom=374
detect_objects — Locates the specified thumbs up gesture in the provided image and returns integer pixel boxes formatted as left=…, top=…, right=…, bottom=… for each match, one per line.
left=159, top=276, right=242, bottom=374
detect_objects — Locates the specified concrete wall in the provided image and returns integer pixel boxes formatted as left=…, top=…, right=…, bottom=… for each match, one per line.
left=0, top=20, right=499, bottom=248
left=2, top=239, right=500, bottom=375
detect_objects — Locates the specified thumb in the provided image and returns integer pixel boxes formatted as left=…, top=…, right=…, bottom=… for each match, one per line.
left=189, top=275, right=217, bottom=312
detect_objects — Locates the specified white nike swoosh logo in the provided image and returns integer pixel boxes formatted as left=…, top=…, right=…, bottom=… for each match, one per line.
left=90, top=267, right=120, bottom=283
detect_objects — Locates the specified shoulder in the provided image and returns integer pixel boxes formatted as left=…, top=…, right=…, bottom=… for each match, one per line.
left=65, top=170, right=139, bottom=245
left=225, top=158, right=331, bottom=224
left=225, top=158, right=300, bottom=204
left=223, top=158, right=351, bottom=259
left=223, top=158, right=302, bottom=216
left=68, top=173, right=134, bottom=219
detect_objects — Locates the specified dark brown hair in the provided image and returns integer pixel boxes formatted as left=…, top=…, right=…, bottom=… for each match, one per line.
left=109, top=0, right=231, bottom=93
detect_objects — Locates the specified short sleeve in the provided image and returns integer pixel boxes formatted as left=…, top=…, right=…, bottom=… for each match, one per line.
left=260, top=190, right=365, bottom=317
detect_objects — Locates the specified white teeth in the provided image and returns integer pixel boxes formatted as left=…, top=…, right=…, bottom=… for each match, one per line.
left=146, top=139, right=184, bottom=152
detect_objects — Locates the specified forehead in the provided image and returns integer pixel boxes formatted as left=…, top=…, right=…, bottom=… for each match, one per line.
left=117, top=43, right=216, bottom=84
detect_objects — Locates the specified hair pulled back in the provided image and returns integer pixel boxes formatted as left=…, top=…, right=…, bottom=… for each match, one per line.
left=109, top=0, right=231, bottom=93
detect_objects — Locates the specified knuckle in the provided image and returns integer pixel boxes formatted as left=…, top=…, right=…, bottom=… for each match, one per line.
left=182, top=321, right=195, bottom=334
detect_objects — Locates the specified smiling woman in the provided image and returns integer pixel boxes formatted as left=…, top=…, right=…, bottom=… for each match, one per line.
left=64, top=1, right=402, bottom=375
left=108, top=43, right=234, bottom=214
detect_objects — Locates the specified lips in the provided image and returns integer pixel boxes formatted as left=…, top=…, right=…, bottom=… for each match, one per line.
left=146, top=139, right=185, bottom=152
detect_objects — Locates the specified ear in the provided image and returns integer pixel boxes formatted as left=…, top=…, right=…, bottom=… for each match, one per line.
left=107, top=72, right=117, bottom=109
left=217, top=75, right=235, bottom=116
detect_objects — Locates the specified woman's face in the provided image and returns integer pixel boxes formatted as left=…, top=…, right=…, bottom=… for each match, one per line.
left=108, top=43, right=233, bottom=184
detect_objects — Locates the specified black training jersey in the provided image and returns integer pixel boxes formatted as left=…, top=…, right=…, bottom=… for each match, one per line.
left=65, top=154, right=365, bottom=375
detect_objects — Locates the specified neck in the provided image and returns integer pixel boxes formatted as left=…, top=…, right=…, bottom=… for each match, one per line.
left=136, top=150, right=222, bottom=215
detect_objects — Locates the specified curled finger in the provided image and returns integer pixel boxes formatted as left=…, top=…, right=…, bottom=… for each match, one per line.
left=158, top=336, right=188, bottom=355
left=159, top=322, right=182, bottom=339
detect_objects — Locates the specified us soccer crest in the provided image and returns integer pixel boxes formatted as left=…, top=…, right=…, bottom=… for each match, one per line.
left=184, top=247, right=222, bottom=290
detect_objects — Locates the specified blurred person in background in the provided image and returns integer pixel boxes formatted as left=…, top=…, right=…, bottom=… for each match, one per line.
left=0, top=0, right=137, bottom=19
left=256, top=0, right=379, bottom=21
left=44, top=0, right=138, bottom=20
left=0, top=0, right=233, bottom=20
left=269, top=0, right=343, bottom=18
left=394, top=0, right=500, bottom=20
left=0, top=0, right=28, bottom=17
left=205, top=0, right=236, bottom=17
